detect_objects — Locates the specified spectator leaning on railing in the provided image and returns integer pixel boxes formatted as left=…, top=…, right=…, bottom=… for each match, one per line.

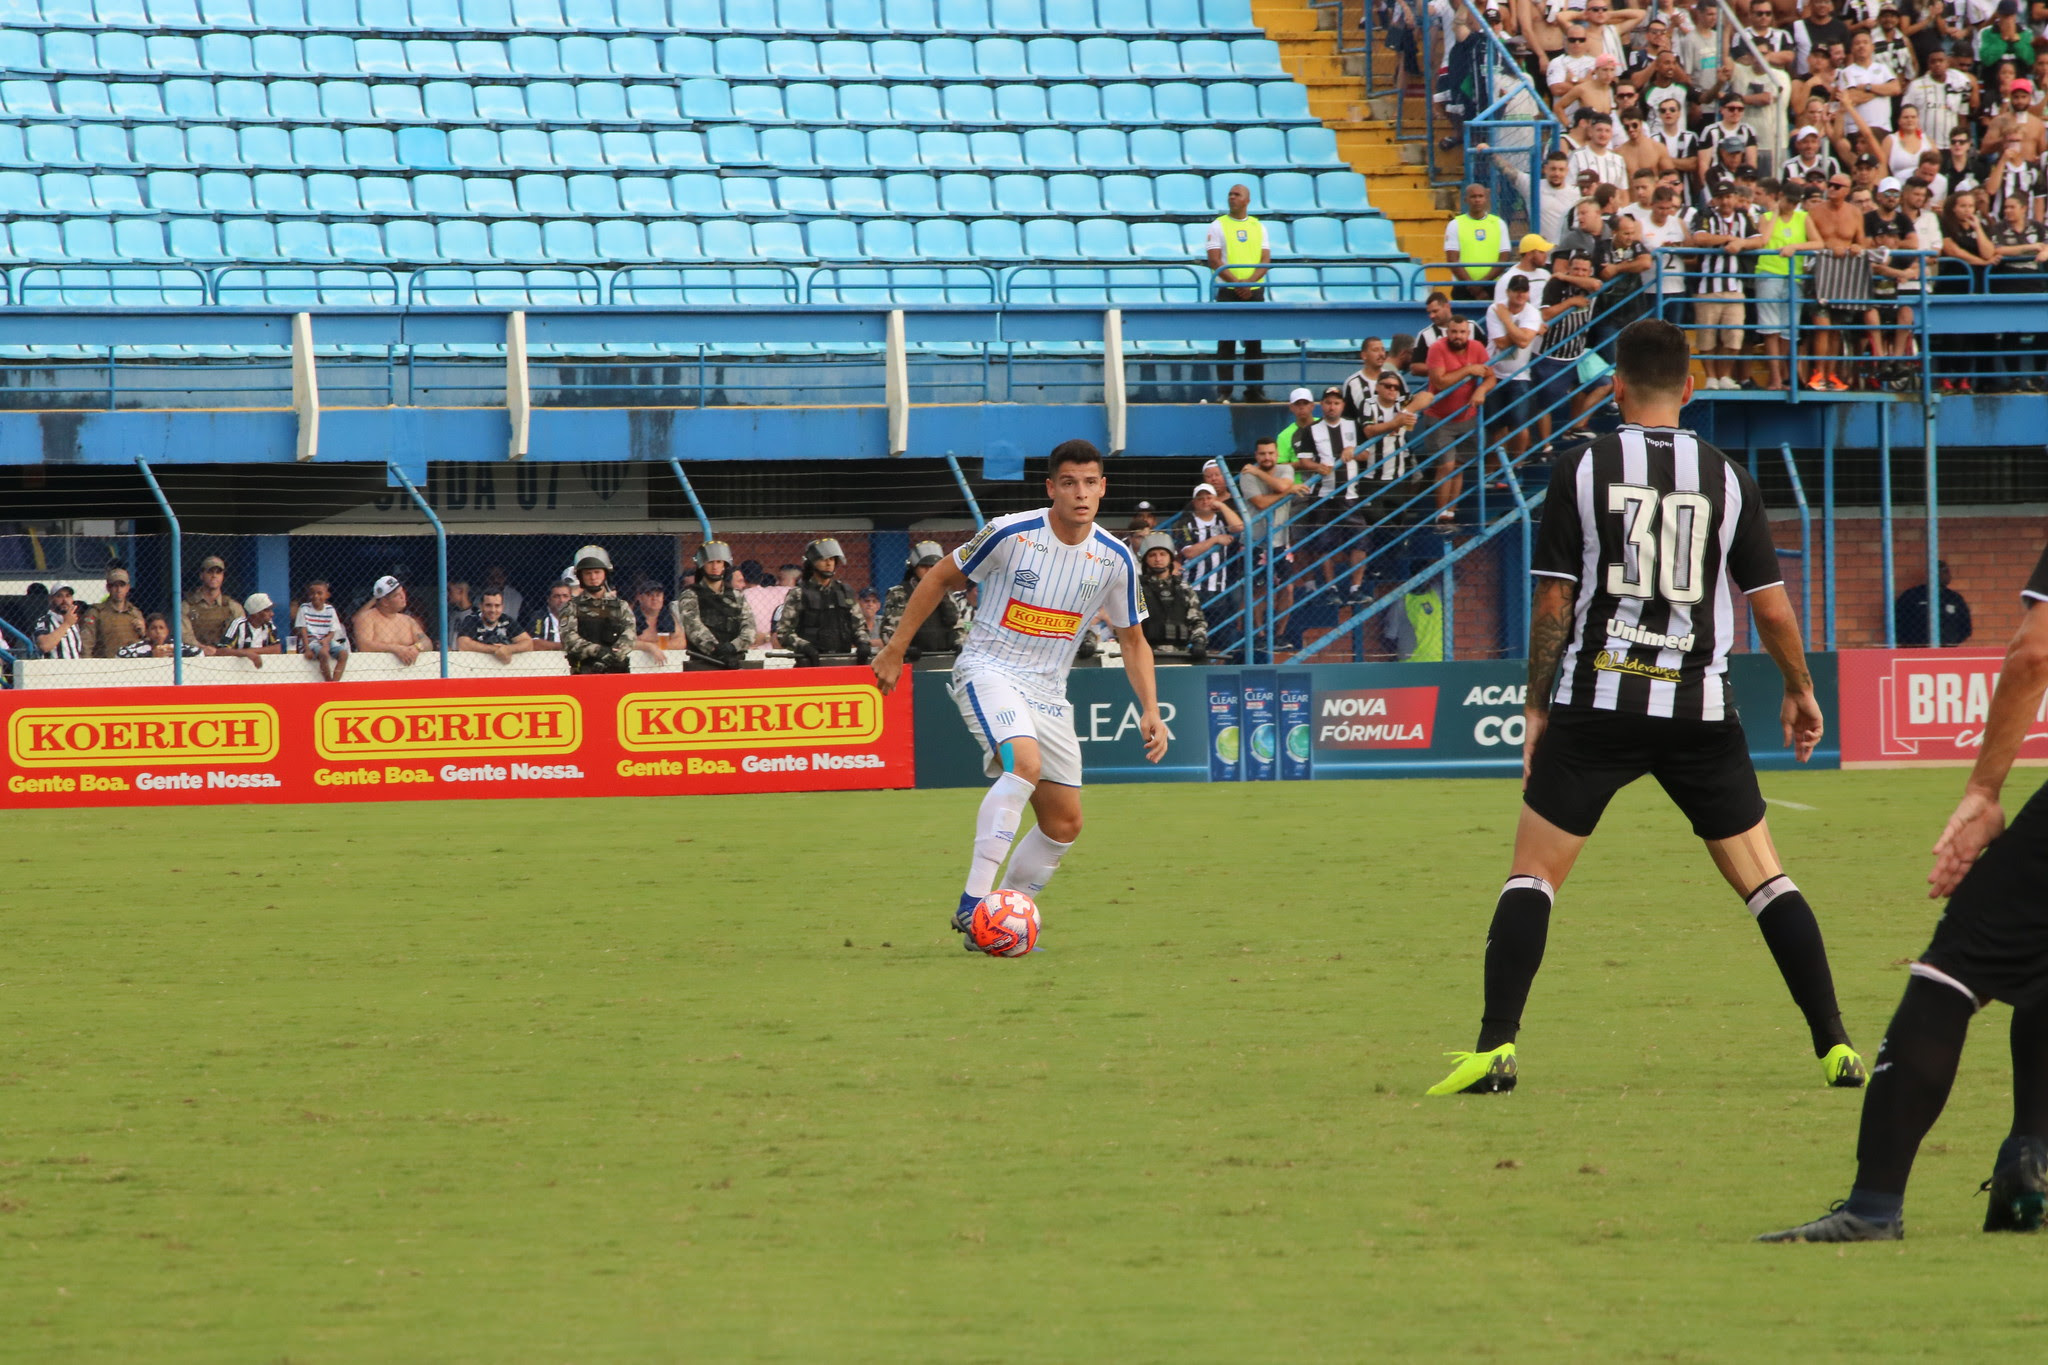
left=1419, top=312, right=1497, bottom=526
left=215, top=592, right=282, bottom=667
left=80, top=566, right=146, bottom=659
left=457, top=589, right=535, bottom=664
left=118, top=613, right=204, bottom=660
left=352, top=574, right=433, bottom=667
left=1175, top=482, right=1242, bottom=596
left=1688, top=176, right=1765, bottom=389
left=294, top=578, right=351, bottom=681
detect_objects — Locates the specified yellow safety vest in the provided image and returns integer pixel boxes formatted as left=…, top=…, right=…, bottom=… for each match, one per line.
left=1214, top=213, right=1265, bottom=281
left=1453, top=213, right=1508, bottom=278
left=1757, top=210, right=1807, bottom=276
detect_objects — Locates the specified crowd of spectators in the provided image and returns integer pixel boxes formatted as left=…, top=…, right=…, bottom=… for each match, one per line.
left=1424, top=0, right=2048, bottom=391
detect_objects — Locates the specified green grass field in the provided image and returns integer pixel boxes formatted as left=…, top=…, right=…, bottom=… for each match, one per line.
left=4, top=770, right=2045, bottom=1362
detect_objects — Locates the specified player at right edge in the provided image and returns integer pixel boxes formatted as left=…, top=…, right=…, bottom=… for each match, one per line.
left=1428, top=319, right=1866, bottom=1097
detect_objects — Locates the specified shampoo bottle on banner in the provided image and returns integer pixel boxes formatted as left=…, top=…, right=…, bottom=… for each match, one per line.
left=1278, top=672, right=1312, bottom=780
left=1240, top=669, right=1277, bottom=781
left=1206, top=673, right=1242, bottom=782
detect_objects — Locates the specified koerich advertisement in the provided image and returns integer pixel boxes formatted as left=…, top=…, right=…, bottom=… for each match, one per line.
left=0, top=667, right=914, bottom=808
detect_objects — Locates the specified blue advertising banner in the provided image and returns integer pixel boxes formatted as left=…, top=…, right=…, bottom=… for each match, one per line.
left=911, top=653, right=1839, bottom=788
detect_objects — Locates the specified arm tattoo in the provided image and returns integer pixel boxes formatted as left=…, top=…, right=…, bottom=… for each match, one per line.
left=1526, top=581, right=1576, bottom=713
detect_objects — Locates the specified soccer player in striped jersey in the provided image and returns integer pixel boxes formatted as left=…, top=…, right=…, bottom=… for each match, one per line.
left=1429, top=319, right=1866, bottom=1096
left=873, top=440, right=1168, bottom=951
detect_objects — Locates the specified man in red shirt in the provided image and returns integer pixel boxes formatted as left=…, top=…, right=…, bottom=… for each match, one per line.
left=1420, top=314, right=1497, bottom=526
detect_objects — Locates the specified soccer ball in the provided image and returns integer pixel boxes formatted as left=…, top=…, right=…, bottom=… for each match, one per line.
left=968, top=890, right=1041, bottom=957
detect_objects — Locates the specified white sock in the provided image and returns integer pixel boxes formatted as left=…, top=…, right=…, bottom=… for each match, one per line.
left=966, top=772, right=1036, bottom=898
left=1000, top=827, right=1075, bottom=899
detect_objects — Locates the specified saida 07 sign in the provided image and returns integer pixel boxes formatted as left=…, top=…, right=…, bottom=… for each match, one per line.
left=0, top=667, right=914, bottom=808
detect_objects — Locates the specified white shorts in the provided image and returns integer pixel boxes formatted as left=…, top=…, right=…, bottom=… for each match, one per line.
left=951, top=671, right=1083, bottom=788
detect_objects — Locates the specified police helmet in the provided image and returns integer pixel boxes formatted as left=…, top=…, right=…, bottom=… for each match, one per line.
left=1138, top=532, right=1176, bottom=561
left=573, top=543, right=613, bottom=572
left=695, top=540, right=734, bottom=568
left=908, top=540, right=944, bottom=569
left=804, top=537, right=845, bottom=564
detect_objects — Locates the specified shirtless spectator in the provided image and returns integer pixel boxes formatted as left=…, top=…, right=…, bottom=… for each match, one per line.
left=352, top=574, right=433, bottom=667
left=456, top=589, right=534, bottom=664
left=216, top=592, right=283, bottom=667
left=294, top=578, right=351, bottom=681
left=1807, top=171, right=1871, bottom=390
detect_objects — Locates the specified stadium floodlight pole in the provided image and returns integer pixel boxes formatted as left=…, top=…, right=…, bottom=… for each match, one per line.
left=944, top=454, right=985, bottom=528
left=665, top=458, right=715, bottom=541
left=135, top=456, right=184, bottom=686
left=390, top=463, right=450, bottom=680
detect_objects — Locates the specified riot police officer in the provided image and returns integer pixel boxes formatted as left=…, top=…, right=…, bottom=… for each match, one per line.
left=879, top=540, right=966, bottom=662
left=561, top=543, right=636, bottom=675
left=1136, top=532, right=1209, bottom=662
left=776, top=538, right=870, bottom=666
left=675, top=539, right=756, bottom=667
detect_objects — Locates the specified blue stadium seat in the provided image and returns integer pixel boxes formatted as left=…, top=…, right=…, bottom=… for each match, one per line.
left=276, top=221, right=336, bottom=262
left=489, top=219, right=548, bottom=263
left=1079, top=37, right=1129, bottom=78
left=330, top=222, right=387, bottom=263
left=942, top=84, right=995, bottom=123
left=828, top=176, right=886, bottom=213
left=145, top=169, right=202, bottom=213
left=862, top=219, right=917, bottom=261
left=1347, top=217, right=1399, bottom=255
left=1179, top=39, right=1233, bottom=76
left=410, top=174, right=467, bottom=216
left=806, top=218, right=862, bottom=259
left=346, top=126, right=401, bottom=169
left=507, top=36, right=561, bottom=76
left=777, top=0, right=829, bottom=27
left=450, top=129, right=503, bottom=168
left=752, top=221, right=808, bottom=260
left=193, top=170, right=253, bottom=213
left=938, top=172, right=992, bottom=216
left=610, top=36, right=664, bottom=76
left=1047, top=171, right=1102, bottom=214
left=56, top=80, right=115, bottom=120
left=832, top=83, right=889, bottom=124
left=1047, top=84, right=1102, bottom=125
left=321, top=83, right=374, bottom=122
left=518, top=173, right=575, bottom=216
left=924, top=37, right=977, bottom=79
left=972, top=132, right=1026, bottom=169
left=1, top=81, right=59, bottom=119
left=552, top=129, right=607, bottom=169
left=884, top=172, right=940, bottom=215
left=6, top=221, right=67, bottom=264
left=893, top=86, right=945, bottom=125
left=601, top=131, right=658, bottom=168
left=1130, top=38, right=1183, bottom=76
left=307, top=172, right=361, bottom=214
left=255, top=171, right=310, bottom=214
left=1205, top=0, right=1254, bottom=26
left=872, top=39, right=925, bottom=78
left=651, top=131, right=708, bottom=166
left=915, top=219, right=973, bottom=262
left=716, top=37, right=770, bottom=80
left=1231, top=39, right=1284, bottom=75
left=975, top=38, right=1027, bottom=79
left=969, top=217, right=1024, bottom=259
left=462, top=177, right=517, bottom=215
left=1022, top=128, right=1076, bottom=169
left=1079, top=220, right=1132, bottom=258
left=437, top=221, right=494, bottom=263
left=1315, top=171, right=1370, bottom=213
left=168, top=217, right=227, bottom=262
left=214, top=219, right=278, bottom=262
left=992, top=173, right=1046, bottom=215
left=990, top=0, right=1044, bottom=31
left=394, top=126, right=453, bottom=170
left=1206, top=81, right=1259, bottom=123
left=920, top=131, right=972, bottom=168
left=616, top=176, right=674, bottom=214
left=758, top=127, right=815, bottom=169
left=1149, top=0, right=1201, bottom=27
left=360, top=176, right=416, bottom=214
left=502, top=129, right=555, bottom=167
left=1045, top=0, right=1100, bottom=32
left=230, top=126, right=285, bottom=168
left=148, top=35, right=204, bottom=74
left=355, top=38, right=409, bottom=76
left=680, top=78, right=731, bottom=120
left=373, top=85, right=428, bottom=122
left=1100, top=82, right=1152, bottom=124
left=74, top=125, right=126, bottom=169
left=1153, top=171, right=1207, bottom=215
left=1234, top=128, right=1288, bottom=167
left=776, top=175, right=831, bottom=213
left=1024, top=219, right=1079, bottom=260
left=818, top=39, right=871, bottom=78
left=1287, top=126, right=1341, bottom=165
left=1150, top=82, right=1206, bottom=123
left=408, top=40, right=463, bottom=77
left=701, top=221, right=756, bottom=259
left=521, top=0, right=575, bottom=30
left=729, top=84, right=786, bottom=124
left=560, top=37, right=612, bottom=76
left=1291, top=216, right=1345, bottom=258
left=777, top=82, right=835, bottom=123
left=994, top=85, right=1047, bottom=125
left=887, top=0, right=939, bottom=27
left=1099, top=173, right=1153, bottom=216
left=834, top=0, right=888, bottom=34
left=766, top=38, right=819, bottom=78
left=672, top=173, right=728, bottom=214
left=542, top=219, right=598, bottom=261
left=595, top=219, right=652, bottom=262
left=1129, top=222, right=1184, bottom=259
left=110, top=83, right=168, bottom=120
left=865, top=127, right=920, bottom=169
left=1130, top=128, right=1183, bottom=170
left=1259, top=80, right=1312, bottom=122
left=1027, top=37, right=1079, bottom=78
left=722, top=176, right=777, bottom=213
left=813, top=128, right=869, bottom=170
left=1180, top=127, right=1235, bottom=168
left=425, top=82, right=482, bottom=121
left=665, top=37, right=717, bottom=77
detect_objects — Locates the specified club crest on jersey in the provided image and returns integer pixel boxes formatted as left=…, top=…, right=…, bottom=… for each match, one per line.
left=1078, top=577, right=1101, bottom=598
left=1012, top=569, right=1040, bottom=590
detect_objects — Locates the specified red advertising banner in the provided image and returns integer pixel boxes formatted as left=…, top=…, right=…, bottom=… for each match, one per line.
left=1838, top=648, right=2048, bottom=767
left=1310, top=685, right=1439, bottom=750
left=0, top=667, right=913, bottom=808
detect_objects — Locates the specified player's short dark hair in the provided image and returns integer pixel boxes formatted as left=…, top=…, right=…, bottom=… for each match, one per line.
left=1254, top=436, right=1277, bottom=450
left=1612, top=318, right=1691, bottom=395
left=1047, top=438, right=1103, bottom=474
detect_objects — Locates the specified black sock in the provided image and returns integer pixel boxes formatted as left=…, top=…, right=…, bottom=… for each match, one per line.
left=2009, top=998, right=2048, bottom=1148
left=1852, top=974, right=1977, bottom=1198
left=1748, top=877, right=1851, bottom=1057
left=1477, top=876, right=1553, bottom=1052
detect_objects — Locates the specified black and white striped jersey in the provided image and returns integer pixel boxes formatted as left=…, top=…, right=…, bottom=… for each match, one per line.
left=1533, top=425, right=1782, bottom=721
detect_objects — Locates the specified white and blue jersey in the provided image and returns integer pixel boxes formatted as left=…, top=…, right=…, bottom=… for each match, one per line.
left=951, top=508, right=1144, bottom=699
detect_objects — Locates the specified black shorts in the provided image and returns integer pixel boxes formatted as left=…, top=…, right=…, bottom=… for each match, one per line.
left=1918, top=783, right=2048, bottom=1009
left=1522, top=706, right=1767, bottom=841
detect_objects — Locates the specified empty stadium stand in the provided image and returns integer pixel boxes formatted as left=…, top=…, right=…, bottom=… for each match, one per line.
left=0, top=0, right=1424, bottom=314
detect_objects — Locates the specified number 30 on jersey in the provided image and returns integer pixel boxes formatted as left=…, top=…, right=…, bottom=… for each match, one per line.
left=1606, top=483, right=1711, bottom=604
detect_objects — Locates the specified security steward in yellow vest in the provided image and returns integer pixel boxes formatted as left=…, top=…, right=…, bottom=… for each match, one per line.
left=561, top=543, right=637, bottom=674
left=1135, top=533, right=1210, bottom=663
left=1206, top=182, right=1272, bottom=404
left=776, top=538, right=871, bottom=666
left=675, top=539, right=756, bottom=668
left=79, top=566, right=148, bottom=658
left=1445, top=181, right=1509, bottom=302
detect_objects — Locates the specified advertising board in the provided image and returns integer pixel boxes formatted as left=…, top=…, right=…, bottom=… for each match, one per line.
left=1838, top=648, right=2048, bottom=768
left=0, top=667, right=913, bottom=808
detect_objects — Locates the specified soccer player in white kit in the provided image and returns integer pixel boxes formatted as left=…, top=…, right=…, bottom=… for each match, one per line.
left=873, top=440, right=1169, bottom=947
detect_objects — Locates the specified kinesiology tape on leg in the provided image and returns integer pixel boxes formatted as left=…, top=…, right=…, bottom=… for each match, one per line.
left=965, top=771, right=1036, bottom=898
left=1747, top=876, right=1851, bottom=1057
left=1000, top=827, right=1075, bottom=898
left=1478, top=875, right=1554, bottom=1052
left=1853, top=975, right=1977, bottom=1197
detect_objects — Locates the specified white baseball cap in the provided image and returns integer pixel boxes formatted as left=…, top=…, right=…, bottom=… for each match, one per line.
left=1288, top=386, right=1315, bottom=403
left=243, top=591, right=274, bottom=615
left=1191, top=482, right=1219, bottom=497
left=1877, top=175, right=1903, bottom=193
left=372, top=574, right=402, bottom=599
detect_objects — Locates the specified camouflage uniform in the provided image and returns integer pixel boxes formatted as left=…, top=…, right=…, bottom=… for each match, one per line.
left=561, top=585, right=636, bottom=674
left=776, top=580, right=868, bottom=657
left=79, top=597, right=147, bottom=658
left=1137, top=532, right=1209, bottom=658
left=879, top=582, right=968, bottom=655
left=674, top=581, right=756, bottom=659
left=182, top=590, right=244, bottom=649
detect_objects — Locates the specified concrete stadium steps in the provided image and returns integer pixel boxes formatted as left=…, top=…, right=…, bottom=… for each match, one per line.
left=1252, top=0, right=1451, bottom=272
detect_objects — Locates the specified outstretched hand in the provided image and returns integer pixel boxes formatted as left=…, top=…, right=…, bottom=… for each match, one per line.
left=1928, top=789, right=2005, bottom=899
